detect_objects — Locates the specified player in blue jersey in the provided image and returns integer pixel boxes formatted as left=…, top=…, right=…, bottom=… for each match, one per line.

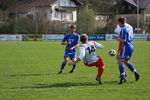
left=57, top=25, right=80, bottom=74
left=115, top=17, right=140, bottom=84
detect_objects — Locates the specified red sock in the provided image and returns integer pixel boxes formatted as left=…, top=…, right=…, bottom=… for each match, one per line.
left=97, top=66, right=104, bottom=78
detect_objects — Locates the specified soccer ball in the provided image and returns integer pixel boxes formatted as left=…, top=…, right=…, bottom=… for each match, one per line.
left=108, top=49, right=116, bottom=56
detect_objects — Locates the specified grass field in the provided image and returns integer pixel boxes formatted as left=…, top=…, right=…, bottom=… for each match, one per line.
left=0, top=41, right=150, bottom=100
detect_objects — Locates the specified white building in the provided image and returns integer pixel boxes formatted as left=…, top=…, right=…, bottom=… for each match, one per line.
left=9, top=0, right=82, bottom=23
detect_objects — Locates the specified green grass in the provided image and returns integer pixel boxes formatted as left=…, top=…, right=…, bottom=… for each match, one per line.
left=0, top=41, right=149, bottom=100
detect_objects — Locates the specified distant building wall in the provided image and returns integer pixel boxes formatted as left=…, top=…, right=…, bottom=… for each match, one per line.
left=116, top=14, right=150, bottom=34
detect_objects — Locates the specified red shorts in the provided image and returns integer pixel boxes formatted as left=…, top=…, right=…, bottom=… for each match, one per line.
left=84, top=56, right=104, bottom=68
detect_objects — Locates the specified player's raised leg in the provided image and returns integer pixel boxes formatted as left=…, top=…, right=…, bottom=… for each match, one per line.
left=125, top=61, right=140, bottom=81
left=124, top=46, right=140, bottom=81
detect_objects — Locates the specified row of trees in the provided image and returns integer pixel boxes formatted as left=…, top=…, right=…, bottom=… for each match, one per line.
left=0, top=0, right=118, bottom=34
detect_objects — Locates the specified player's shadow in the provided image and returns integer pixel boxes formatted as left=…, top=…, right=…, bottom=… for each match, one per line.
left=5, top=73, right=51, bottom=77
left=104, top=81, right=118, bottom=85
left=4, top=72, right=73, bottom=77
left=12, top=82, right=98, bottom=89
left=104, top=81, right=136, bottom=85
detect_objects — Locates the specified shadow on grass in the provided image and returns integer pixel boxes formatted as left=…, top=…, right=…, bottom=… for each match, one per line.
left=104, top=80, right=136, bottom=85
left=11, top=81, right=137, bottom=89
left=5, top=72, right=73, bottom=77
left=12, top=82, right=98, bottom=89
left=104, top=81, right=118, bottom=85
left=5, top=73, right=51, bottom=77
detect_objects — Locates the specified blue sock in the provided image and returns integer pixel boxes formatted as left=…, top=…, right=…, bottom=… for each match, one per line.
left=126, top=63, right=137, bottom=74
left=60, top=62, right=66, bottom=71
left=119, top=64, right=125, bottom=79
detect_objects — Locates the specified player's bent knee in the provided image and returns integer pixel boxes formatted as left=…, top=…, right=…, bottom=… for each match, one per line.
left=118, top=60, right=124, bottom=64
left=72, top=58, right=76, bottom=62
left=124, top=60, right=129, bottom=65
left=102, top=66, right=105, bottom=69
left=64, top=58, right=68, bottom=61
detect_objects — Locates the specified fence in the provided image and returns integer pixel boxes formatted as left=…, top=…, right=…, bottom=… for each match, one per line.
left=0, top=35, right=22, bottom=41
left=42, top=34, right=150, bottom=41
left=42, top=34, right=64, bottom=41
left=0, top=34, right=150, bottom=41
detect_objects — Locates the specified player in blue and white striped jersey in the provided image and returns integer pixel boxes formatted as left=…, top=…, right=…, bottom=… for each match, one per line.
left=115, top=17, right=140, bottom=84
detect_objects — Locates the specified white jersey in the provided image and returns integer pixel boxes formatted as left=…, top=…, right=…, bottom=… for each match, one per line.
left=126, top=23, right=133, bottom=38
left=78, top=41, right=104, bottom=64
left=114, top=23, right=133, bottom=38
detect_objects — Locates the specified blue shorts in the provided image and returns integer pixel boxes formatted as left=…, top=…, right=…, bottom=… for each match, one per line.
left=64, top=50, right=76, bottom=59
left=119, top=45, right=134, bottom=60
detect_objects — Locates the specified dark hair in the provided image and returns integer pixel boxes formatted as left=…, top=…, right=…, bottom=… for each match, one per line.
left=118, top=17, right=126, bottom=24
left=70, top=25, right=76, bottom=28
left=80, top=34, right=88, bottom=42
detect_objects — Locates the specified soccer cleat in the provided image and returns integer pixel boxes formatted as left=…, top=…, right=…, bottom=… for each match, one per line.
left=119, top=78, right=126, bottom=84
left=123, top=78, right=127, bottom=82
left=96, top=77, right=103, bottom=84
left=135, top=73, right=140, bottom=81
left=69, top=69, right=74, bottom=73
left=57, top=70, right=62, bottom=74
left=119, top=73, right=127, bottom=78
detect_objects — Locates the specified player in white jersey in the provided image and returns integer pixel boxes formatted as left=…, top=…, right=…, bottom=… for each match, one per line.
left=68, top=34, right=105, bottom=84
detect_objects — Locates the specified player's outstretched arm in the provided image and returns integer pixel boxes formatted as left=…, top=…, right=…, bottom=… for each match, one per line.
left=68, top=46, right=85, bottom=65
left=61, top=41, right=71, bottom=45
left=69, top=43, right=80, bottom=50
left=95, top=42, right=104, bottom=49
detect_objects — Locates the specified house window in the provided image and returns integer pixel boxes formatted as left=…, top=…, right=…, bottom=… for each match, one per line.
left=27, top=14, right=33, bottom=20
left=68, top=13, right=73, bottom=20
left=69, top=1, right=72, bottom=6
left=121, top=6, right=125, bottom=14
left=63, top=13, right=73, bottom=21
left=17, top=14, right=20, bottom=18
left=55, top=12, right=59, bottom=18
left=128, top=6, right=131, bottom=10
left=44, top=13, right=47, bottom=17
left=58, top=1, right=60, bottom=6
left=9, top=13, right=15, bottom=18
left=62, top=13, right=66, bottom=18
